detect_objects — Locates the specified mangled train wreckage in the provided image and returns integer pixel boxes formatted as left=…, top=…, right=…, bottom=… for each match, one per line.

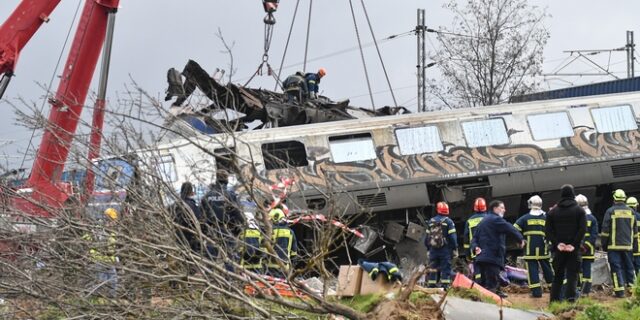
left=95, top=89, right=640, bottom=266
left=163, top=59, right=409, bottom=134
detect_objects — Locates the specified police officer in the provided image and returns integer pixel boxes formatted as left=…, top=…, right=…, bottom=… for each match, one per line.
left=426, top=201, right=457, bottom=289
left=266, top=208, right=298, bottom=278
left=514, top=195, right=554, bottom=298
left=201, top=170, right=243, bottom=239
left=463, top=197, right=488, bottom=280
left=626, top=196, right=640, bottom=275
left=283, top=71, right=308, bottom=103
left=601, top=189, right=636, bottom=298
left=472, top=200, right=525, bottom=297
left=575, top=194, right=598, bottom=295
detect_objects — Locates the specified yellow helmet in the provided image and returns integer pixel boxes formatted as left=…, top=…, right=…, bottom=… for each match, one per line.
left=104, top=208, right=118, bottom=220
left=627, top=197, right=638, bottom=209
left=269, top=208, right=285, bottom=223
left=613, top=189, right=627, bottom=202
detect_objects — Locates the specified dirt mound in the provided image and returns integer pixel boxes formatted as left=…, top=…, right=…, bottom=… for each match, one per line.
left=368, top=298, right=444, bottom=320
left=503, top=284, right=531, bottom=294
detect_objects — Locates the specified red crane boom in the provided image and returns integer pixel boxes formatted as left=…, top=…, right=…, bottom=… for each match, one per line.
left=1, top=0, right=120, bottom=216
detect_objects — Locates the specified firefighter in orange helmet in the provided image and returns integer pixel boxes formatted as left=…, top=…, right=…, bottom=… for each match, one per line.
left=425, top=201, right=457, bottom=289
left=463, top=197, right=488, bottom=280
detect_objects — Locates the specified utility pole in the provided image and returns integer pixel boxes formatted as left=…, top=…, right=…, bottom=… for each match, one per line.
left=416, top=9, right=426, bottom=112
left=627, top=30, right=635, bottom=78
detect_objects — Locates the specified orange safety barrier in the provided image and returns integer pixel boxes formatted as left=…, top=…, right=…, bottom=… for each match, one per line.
left=451, top=272, right=511, bottom=306
left=244, top=279, right=307, bottom=298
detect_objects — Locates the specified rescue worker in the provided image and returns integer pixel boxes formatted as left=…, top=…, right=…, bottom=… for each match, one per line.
left=471, top=200, right=525, bottom=297
left=83, top=208, right=119, bottom=298
left=425, top=201, right=457, bottom=289
left=239, top=213, right=264, bottom=273
left=266, top=208, right=297, bottom=278
left=546, top=184, right=587, bottom=303
left=626, top=196, right=640, bottom=276
left=575, top=194, right=598, bottom=295
left=463, top=197, right=488, bottom=280
left=601, top=189, right=636, bottom=297
left=283, top=71, right=307, bottom=103
left=305, top=68, right=326, bottom=100
left=514, top=195, right=553, bottom=298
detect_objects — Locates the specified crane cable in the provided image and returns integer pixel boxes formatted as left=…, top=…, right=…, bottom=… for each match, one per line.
left=348, top=0, right=375, bottom=111
left=302, top=0, right=313, bottom=72
left=359, top=0, right=397, bottom=108
left=19, top=0, right=83, bottom=172
left=274, top=0, right=301, bottom=91
left=244, top=8, right=281, bottom=87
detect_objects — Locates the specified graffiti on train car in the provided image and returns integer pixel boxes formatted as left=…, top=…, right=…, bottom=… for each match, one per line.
left=240, top=142, right=548, bottom=194
left=562, top=126, right=640, bottom=157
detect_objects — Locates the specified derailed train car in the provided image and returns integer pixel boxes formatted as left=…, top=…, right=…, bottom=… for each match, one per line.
left=101, top=91, right=640, bottom=263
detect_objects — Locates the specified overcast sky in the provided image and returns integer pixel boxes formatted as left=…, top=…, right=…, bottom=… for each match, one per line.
left=0, top=0, right=639, bottom=171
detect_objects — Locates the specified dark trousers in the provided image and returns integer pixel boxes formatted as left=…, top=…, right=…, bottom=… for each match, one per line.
left=550, top=251, right=580, bottom=302
left=429, top=249, right=452, bottom=289
left=634, top=255, right=640, bottom=276
left=580, top=258, right=593, bottom=295
left=608, top=250, right=635, bottom=296
left=477, top=261, right=501, bottom=293
left=526, top=259, right=554, bottom=297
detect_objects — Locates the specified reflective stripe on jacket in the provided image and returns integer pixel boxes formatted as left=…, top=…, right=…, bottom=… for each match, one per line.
left=240, top=228, right=263, bottom=269
left=266, top=224, right=297, bottom=269
left=583, top=214, right=598, bottom=260
left=602, top=203, right=635, bottom=251
left=514, top=213, right=550, bottom=260
left=463, top=212, right=486, bottom=258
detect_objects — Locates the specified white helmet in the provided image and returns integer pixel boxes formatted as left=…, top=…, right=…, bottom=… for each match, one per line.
left=575, top=194, right=588, bottom=208
left=527, top=195, right=543, bottom=210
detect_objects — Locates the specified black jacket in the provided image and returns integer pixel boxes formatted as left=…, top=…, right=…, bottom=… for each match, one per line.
left=545, top=198, right=587, bottom=249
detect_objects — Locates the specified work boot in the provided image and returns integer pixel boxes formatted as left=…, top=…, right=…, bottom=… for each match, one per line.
left=614, top=290, right=625, bottom=298
left=581, top=282, right=592, bottom=296
left=496, top=290, right=508, bottom=298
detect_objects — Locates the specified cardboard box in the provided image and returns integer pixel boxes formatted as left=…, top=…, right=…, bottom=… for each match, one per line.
left=336, top=265, right=363, bottom=297
left=359, top=273, right=397, bottom=295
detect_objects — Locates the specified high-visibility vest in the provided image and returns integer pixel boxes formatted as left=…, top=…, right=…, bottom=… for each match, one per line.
left=266, top=225, right=297, bottom=269
left=83, top=231, right=117, bottom=264
left=240, top=228, right=263, bottom=269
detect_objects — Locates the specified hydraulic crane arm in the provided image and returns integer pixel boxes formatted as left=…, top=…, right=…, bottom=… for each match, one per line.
left=6, top=0, right=120, bottom=216
left=0, top=0, right=62, bottom=100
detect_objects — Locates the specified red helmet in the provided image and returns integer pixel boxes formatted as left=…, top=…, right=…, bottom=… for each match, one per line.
left=436, top=202, right=449, bottom=215
left=473, top=197, right=487, bottom=212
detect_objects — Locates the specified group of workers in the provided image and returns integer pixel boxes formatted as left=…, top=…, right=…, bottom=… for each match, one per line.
left=283, top=68, right=327, bottom=103
left=426, top=184, right=640, bottom=302
left=172, top=170, right=298, bottom=277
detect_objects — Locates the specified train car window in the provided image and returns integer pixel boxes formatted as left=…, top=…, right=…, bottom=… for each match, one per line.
left=155, top=154, right=178, bottom=183
left=461, top=118, right=510, bottom=147
left=395, top=126, right=444, bottom=155
left=591, top=105, right=637, bottom=133
left=261, top=141, right=309, bottom=170
left=328, top=133, right=377, bottom=163
left=527, top=112, right=574, bottom=140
